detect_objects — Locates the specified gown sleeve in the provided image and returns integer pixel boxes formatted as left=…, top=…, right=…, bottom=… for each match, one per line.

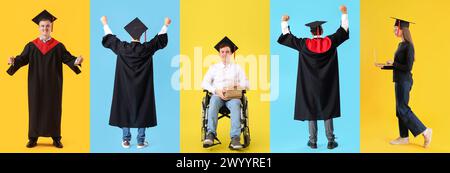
left=277, top=33, right=305, bottom=51
left=328, top=26, right=349, bottom=47
left=144, top=33, right=168, bottom=55
left=381, top=65, right=394, bottom=70
left=60, top=43, right=81, bottom=74
left=102, top=34, right=127, bottom=55
left=7, top=43, right=31, bottom=75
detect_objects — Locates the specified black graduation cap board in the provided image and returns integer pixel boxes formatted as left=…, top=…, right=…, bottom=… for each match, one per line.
left=124, top=17, right=148, bottom=40
left=32, top=10, right=57, bottom=25
left=214, top=36, right=238, bottom=53
left=391, top=17, right=415, bottom=28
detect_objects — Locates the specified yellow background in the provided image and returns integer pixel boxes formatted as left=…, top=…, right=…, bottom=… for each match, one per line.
left=0, top=0, right=90, bottom=152
left=180, top=0, right=271, bottom=152
left=361, top=0, right=450, bottom=152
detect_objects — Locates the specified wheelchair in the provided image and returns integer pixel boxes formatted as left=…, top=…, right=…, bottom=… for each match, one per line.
left=201, top=89, right=250, bottom=149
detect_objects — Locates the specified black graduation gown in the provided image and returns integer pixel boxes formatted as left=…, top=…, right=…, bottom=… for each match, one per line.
left=278, top=27, right=349, bottom=121
left=7, top=38, right=81, bottom=138
left=102, top=33, right=168, bottom=128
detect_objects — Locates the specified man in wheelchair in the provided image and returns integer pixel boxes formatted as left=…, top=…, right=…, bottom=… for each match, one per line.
left=201, top=36, right=249, bottom=150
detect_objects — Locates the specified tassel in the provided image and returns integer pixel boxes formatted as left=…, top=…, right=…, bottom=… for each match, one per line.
left=316, top=27, right=319, bottom=37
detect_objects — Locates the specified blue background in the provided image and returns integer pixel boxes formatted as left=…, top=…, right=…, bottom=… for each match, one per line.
left=90, top=0, right=180, bottom=153
left=270, top=0, right=360, bottom=153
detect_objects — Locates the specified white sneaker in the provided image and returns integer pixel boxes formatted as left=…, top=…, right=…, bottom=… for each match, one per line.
left=137, top=141, right=149, bottom=149
left=423, top=128, right=432, bottom=148
left=390, top=137, right=409, bottom=145
left=122, top=141, right=130, bottom=149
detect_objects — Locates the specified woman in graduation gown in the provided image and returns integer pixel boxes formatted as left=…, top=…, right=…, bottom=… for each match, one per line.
left=7, top=10, right=83, bottom=148
left=375, top=18, right=432, bottom=148
left=277, top=5, right=349, bottom=149
left=101, top=16, right=170, bottom=149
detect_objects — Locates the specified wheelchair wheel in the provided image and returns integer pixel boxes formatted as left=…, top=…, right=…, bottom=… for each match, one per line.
left=243, top=126, right=251, bottom=148
left=201, top=97, right=208, bottom=142
left=242, top=97, right=250, bottom=148
left=201, top=124, right=207, bottom=142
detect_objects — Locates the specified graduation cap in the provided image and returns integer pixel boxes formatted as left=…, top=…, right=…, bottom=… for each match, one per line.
left=124, top=17, right=148, bottom=40
left=305, top=21, right=326, bottom=35
left=391, top=17, right=415, bottom=28
left=32, top=10, right=57, bottom=25
left=214, top=36, right=238, bottom=53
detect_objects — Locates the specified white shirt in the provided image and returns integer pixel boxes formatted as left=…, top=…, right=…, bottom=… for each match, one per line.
left=202, top=62, right=249, bottom=95
left=39, top=36, right=52, bottom=43
left=103, top=24, right=168, bottom=36
left=281, top=13, right=349, bottom=35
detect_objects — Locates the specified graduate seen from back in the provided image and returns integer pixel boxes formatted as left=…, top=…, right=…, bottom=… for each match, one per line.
left=7, top=10, right=83, bottom=149
left=277, top=5, right=349, bottom=150
left=101, top=16, right=170, bottom=149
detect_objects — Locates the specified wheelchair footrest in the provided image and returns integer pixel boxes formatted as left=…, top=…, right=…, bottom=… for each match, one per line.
left=203, top=137, right=222, bottom=148
left=203, top=143, right=219, bottom=148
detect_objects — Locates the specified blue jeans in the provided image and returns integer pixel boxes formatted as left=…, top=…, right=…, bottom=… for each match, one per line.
left=207, top=95, right=242, bottom=138
left=122, top=128, right=146, bottom=144
left=395, top=80, right=426, bottom=137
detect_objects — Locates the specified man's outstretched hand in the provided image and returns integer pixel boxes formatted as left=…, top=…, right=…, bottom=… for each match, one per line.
left=101, top=16, right=108, bottom=26
left=340, top=5, right=347, bottom=14
left=281, top=15, right=290, bottom=22
left=165, top=17, right=171, bottom=26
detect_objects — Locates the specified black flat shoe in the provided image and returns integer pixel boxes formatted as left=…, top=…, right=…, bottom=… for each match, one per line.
left=53, top=140, right=63, bottom=148
left=307, top=141, right=317, bottom=149
left=327, top=141, right=338, bottom=149
left=26, top=140, right=37, bottom=148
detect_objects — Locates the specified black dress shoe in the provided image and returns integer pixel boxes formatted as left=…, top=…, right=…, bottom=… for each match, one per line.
left=53, top=140, right=63, bottom=148
left=327, top=141, right=338, bottom=149
left=307, top=141, right=317, bottom=149
left=26, top=140, right=37, bottom=148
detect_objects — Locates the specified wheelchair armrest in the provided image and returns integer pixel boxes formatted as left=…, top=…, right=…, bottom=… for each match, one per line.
left=203, top=89, right=212, bottom=96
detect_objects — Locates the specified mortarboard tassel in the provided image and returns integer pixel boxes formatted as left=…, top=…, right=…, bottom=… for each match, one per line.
left=317, top=27, right=319, bottom=37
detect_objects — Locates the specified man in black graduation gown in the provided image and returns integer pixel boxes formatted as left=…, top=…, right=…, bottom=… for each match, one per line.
left=277, top=5, right=349, bottom=149
left=7, top=10, right=83, bottom=148
left=101, top=16, right=170, bottom=149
